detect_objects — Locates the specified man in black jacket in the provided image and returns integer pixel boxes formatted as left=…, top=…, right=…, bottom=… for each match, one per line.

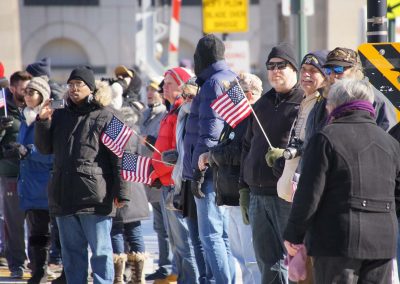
left=35, top=66, right=130, bottom=284
left=284, top=79, right=400, bottom=283
left=239, top=43, right=303, bottom=284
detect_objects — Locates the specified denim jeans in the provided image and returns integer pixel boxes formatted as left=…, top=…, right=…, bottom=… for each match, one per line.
left=152, top=201, right=172, bottom=275
left=248, top=193, right=291, bottom=284
left=186, top=216, right=215, bottom=284
left=56, top=214, right=114, bottom=284
left=195, top=179, right=235, bottom=284
left=111, top=221, right=145, bottom=253
left=161, top=187, right=199, bottom=283
left=228, top=206, right=261, bottom=284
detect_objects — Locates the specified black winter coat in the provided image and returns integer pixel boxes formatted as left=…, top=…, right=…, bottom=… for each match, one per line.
left=240, top=85, right=303, bottom=194
left=284, top=110, right=400, bottom=259
left=210, top=118, right=249, bottom=206
left=34, top=99, right=130, bottom=217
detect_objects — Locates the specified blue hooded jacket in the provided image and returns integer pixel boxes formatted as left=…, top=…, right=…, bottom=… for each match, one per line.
left=17, top=118, right=53, bottom=211
left=183, top=60, right=236, bottom=180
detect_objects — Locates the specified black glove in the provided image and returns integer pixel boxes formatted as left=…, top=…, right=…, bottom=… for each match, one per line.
left=152, top=178, right=162, bottom=189
left=0, top=117, right=13, bottom=131
left=2, top=142, right=28, bottom=159
left=272, top=156, right=285, bottom=178
left=161, top=149, right=179, bottom=165
left=191, top=169, right=205, bottom=199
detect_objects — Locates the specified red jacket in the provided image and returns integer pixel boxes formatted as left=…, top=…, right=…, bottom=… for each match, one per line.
left=151, top=98, right=183, bottom=186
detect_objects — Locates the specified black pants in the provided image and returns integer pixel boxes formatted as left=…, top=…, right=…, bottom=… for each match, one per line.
left=313, top=256, right=392, bottom=284
left=26, top=209, right=50, bottom=248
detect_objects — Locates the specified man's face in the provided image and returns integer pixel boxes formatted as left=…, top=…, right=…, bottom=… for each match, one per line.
left=300, top=64, right=326, bottom=95
left=327, top=65, right=354, bottom=83
left=163, top=74, right=181, bottom=104
left=146, top=86, right=162, bottom=105
left=10, top=79, right=30, bottom=103
left=67, top=79, right=91, bottom=105
left=267, top=58, right=297, bottom=92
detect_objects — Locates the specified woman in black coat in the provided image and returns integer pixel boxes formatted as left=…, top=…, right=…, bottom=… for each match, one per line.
left=283, top=79, right=400, bottom=283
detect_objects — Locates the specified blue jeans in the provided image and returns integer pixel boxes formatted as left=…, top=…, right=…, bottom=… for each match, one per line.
left=161, top=187, right=198, bottom=283
left=152, top=201, right=172, bottom=275
left=195, top=179, right=235, bottom=284
left=186, top=216, right=214, bottom=284
left=56, top=214, right=114, bottom=284
left=228, top=206, right=260, bottom=284
left=248, top=193, right=291, bottom=284
left=111, top=221, right=145, bottom=253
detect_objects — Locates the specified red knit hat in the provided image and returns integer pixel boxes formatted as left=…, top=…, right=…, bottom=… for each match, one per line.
left=0, top=62, right=8, bottom=88
left=164, top=67, right=193, bottom=86
left=0, top=62, right=4, bottom=78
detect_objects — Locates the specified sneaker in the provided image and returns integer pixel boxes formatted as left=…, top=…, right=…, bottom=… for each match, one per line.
left=10, top=267, right=24, bottom=279
left=0, top=257, right=7, bottom=267
left=145, top=269, right=168, bottom=281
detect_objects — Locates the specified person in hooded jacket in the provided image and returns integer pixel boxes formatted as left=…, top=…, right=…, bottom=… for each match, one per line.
left=186, top=34, right=236, bottom=284
left=108, top=81, right=150, bottom=284
left=34, top=66, right=130, bottom=284
left=9, top=77, right=53, bottom=284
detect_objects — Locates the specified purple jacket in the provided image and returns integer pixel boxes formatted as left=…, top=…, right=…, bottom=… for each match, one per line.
left=183, top=60, right=236, bottom=180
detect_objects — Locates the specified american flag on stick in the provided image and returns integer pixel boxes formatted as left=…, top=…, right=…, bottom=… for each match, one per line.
left=100, top=115, right=133, bottom=158
left=210, top=82, right=252, bottom=128
left=121, top=152, right=152, bottom=185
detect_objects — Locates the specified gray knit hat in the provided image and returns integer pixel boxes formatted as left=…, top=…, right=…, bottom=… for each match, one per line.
left=26, top=77, right=51, bottom=102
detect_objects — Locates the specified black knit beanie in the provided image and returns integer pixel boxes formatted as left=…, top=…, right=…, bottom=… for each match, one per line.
left=194, top=34, right=225, bottom=76
left=68, top=66, right=96, bottom=91
left=26, top=57, right=51, bottom=78
left=267, top=43, right=298, bottom=72
left=301, top=50, right=329, bottom=77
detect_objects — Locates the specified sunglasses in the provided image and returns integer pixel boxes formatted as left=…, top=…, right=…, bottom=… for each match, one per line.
left=182, top=93, right=195, bottom=100
left=324, top=65, right=350, bottom=75
left=266, top=61, right=289, bottom=71
left=25, top=89, right=41, bottom=97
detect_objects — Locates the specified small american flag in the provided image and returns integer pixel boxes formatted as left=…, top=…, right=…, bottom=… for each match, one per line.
left=210, top=83, right=252, bottom=128
left=0, top=89, right=6, bottom=109
left=121, top=152, right=152, bottom=185
left=100, top=115, right=133, bottom=158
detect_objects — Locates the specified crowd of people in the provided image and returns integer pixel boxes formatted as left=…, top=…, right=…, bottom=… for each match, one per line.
left=0, top=32, right=399, bottom=284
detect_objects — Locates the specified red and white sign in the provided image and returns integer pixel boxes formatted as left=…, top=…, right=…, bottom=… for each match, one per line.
left=224, top=40, right=250, bottom=74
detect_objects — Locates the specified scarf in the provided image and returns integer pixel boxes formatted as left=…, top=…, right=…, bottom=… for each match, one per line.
left=327, top=100, right=375, bottom=124
left=23, top=107, right=40, bottom=126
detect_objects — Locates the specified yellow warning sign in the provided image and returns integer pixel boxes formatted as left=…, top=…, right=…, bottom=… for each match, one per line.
left=387, top=0, right=400, bottom=20
left=358, top=42, right=400, bottom=119
left=203, top=0, right=248, bottom=33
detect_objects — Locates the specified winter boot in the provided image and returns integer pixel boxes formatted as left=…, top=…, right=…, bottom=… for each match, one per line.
left=127, top=252, right=146, bottom=284
left=27, top=246, right=48, bottom=284
left=51, top=269, right=66, bottom=284
left=113, top=253, right=127, bottom=284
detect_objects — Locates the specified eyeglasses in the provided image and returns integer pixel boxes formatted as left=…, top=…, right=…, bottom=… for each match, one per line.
left=182, top=93, right=195, bottom=100
left=25, top=89, right=40, bottom=97
left=324, top=65, right=350, bottom=75
left=67, top=82, right=86, bottom=89
left=266, top=61, right=289, bottom=71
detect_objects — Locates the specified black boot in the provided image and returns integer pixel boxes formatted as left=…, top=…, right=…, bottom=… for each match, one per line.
left=27, top=246, right=48, bottom=284
left=51, top=269, right=66, bottom=284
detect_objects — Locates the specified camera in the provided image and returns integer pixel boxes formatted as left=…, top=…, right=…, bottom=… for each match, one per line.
left=283, top=137, right=304, bottom=160
left=50, top=99, right=65, bottom=109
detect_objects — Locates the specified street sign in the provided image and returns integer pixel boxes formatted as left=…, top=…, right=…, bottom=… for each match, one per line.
left=224, top=40, right=250, bottom=74
left=358, top=42, right=400, bottom=117
left=202, top=0, right=248, bottom=33
left=387, top=0, right=400, bottom=20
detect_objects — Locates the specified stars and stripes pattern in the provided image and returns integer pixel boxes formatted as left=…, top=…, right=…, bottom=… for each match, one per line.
left=100, top=115, right=133, bottom=158
left=121, top=152, right=152, bottom=185
left=210, top=83, right=252, bottom=128
left=0, top=89, right=6, bottom=109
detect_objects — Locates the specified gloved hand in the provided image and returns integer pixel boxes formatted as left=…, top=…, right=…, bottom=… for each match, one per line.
left=152, top=178, right=162, bottom=189
left=191, top=169, right=205, bottom=199
left=0, top=117, right=13, bottom=131
left=2, top=142, right=28, bottom=159
left=265, top=147, right=284, bottom=167
left=161, top=149, right=179, bottom=165
left=239, top=188, right=250, bottom=225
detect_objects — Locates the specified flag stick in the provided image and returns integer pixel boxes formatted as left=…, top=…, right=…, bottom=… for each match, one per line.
left=234, top=80, right=273, bottom=149
left=152, top=158, right=175, bottom=167
left=1, top=89, right=7, bottom=117
left=131, top=128, right=162, bottom=155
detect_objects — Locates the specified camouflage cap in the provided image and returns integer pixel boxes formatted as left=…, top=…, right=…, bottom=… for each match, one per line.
left=323, top=47, right=362, bottom=67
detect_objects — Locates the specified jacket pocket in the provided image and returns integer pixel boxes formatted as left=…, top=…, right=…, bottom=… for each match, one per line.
left=72, top=166, right=108, bottom=205
left=349, top=196, right=393, bottom=213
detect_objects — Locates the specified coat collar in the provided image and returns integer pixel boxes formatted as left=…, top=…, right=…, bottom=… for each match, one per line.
left=331, top=109, right=377, bottom=125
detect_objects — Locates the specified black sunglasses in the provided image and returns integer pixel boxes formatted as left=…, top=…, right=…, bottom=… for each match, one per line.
left=266, top=61, right=289, bottom=71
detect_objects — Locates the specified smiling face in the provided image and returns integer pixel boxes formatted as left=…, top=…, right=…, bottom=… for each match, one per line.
left=300, top=64, right=326, bottom=95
